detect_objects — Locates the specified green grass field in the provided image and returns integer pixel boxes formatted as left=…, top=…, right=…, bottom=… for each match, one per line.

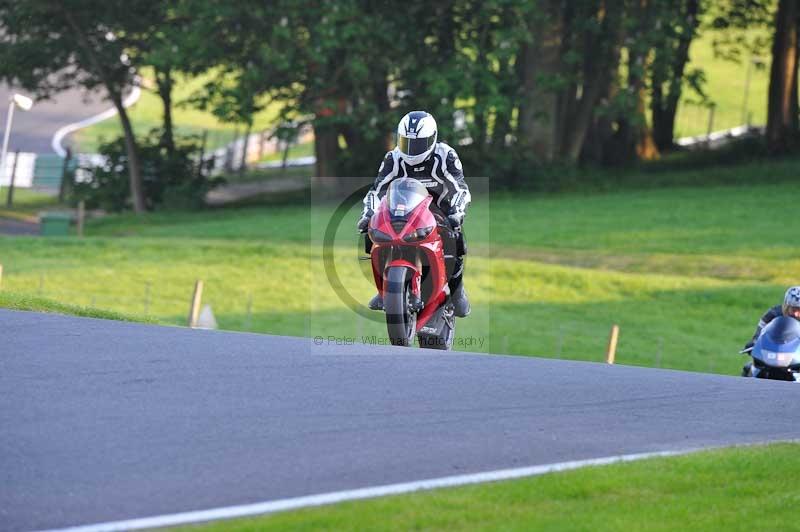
left=1, top=158, right=797, bottom=375
left=182, top=442, right=800, bottom=531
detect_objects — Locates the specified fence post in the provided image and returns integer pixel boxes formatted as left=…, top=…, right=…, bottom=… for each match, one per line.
left=605, top=324, right=619, bottom=364
left=258, top=130, right=267, bottom=160
left=59, top=148, right=72, bottom=203
left=227, top=128, right=239, bottom=172
left=706, top=104, right=716, bottom=141
left=280, top=139, right=291, bottom=177
left=5, top=149, right=19, bottom=208
left=188, top=280, right=204, bottom=328
left=239, top=124, right=251, bottom=175
left=76, top=200, right=85, bottom=238
left=197, top=130, right=208, bottom=179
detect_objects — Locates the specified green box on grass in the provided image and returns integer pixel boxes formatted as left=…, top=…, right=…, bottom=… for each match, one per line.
left=39, top=212, right=72, bottom=236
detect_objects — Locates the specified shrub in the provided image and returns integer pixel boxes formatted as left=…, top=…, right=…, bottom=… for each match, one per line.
left=72, top=129, right=222, bottom=212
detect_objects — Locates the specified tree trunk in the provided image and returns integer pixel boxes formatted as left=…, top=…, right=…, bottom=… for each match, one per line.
left=766, top=0, right=799, bottom=153
left=113, top=93, right=145, bottom=213
left=313, top=122, right=340, bottom=186
left=560, top=3, right=624, bottom=163
left=651, top=84, right=677, bottom=151
left=611, top=0, right=660, bottom=164
left=491, top=59, right=514, bottom=148
left=155, top=65, right=175, bottom=158
left=517, top=1, right=563, bottom=161
left=472, top=19, right=491, bottom=150
left=239, top=121, right=251, bottom=176
left=651, top=0, right=699, bottom=152
left=636, top=89, right=659, bottom=160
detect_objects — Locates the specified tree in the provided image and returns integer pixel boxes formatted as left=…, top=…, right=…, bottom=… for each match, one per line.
left=715, top=0, right=800, bottom=152
left=0, top=1, right=167, bottom=212
left=766, top=0, right=799, bottom=152
left=517, top=1, right=562, bottom=161
left=650, top=0, right=702, bottom=152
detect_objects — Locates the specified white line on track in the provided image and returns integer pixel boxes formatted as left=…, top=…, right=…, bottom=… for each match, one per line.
left=50, top=86, right=142, bottom=157
left=40, top=448, right=701, bottom=532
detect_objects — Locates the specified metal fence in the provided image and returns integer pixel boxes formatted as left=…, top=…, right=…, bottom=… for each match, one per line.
left=0, top=122, right=316, bottom=199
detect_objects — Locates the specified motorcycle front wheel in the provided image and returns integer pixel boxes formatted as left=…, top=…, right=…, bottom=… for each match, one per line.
left=384, top=266, right=417, bottom=346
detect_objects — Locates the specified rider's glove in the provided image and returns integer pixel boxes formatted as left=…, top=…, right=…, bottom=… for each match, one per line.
left=357, top=212, right=372, bottom=233
left=447, top=211, right=464, bottom=228
left=447, top=190, right=468, bottom=228
left=357, top=190, right=379, bottom=233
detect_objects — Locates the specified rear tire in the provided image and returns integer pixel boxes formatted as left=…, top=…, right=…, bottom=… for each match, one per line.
left=384, top=267, right=417, bottom=346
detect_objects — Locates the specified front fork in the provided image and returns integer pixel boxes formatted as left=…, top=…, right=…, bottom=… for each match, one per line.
left=383, top=257, right=423, bottom=313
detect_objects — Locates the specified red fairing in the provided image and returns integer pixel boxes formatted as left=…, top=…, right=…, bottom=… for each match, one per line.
left=370, top=195, right=448, bottom=330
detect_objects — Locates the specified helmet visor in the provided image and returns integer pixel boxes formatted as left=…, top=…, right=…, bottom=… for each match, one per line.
left=398, top=134, right=435, bottom=156
left=784, top=305, right=800, bottom=317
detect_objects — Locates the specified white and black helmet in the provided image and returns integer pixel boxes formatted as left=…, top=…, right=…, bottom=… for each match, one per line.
left=396, top=111, right=438, bottom=166
left=783, top=286, right=800, bottom=315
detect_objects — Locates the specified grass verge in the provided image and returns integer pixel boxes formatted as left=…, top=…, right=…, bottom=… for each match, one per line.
left=0, top=188, right=63, bottom=219
left=181, top=442, right=800, bottom=532
left=0, top=290, right=151, bottom=322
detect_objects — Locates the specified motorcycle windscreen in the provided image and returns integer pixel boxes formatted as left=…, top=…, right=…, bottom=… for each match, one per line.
left=763, top=316, right=800, bottom=345
left=387, top=178, right=429, bottom=219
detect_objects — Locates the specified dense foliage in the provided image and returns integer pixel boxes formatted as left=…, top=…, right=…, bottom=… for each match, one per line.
left=73, top=130, right=218, bottom=212
left=0, top=0, right=796, bottom=210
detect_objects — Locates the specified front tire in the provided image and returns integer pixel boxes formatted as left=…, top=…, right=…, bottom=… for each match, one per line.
left=384, top=267, right=417, bottom=346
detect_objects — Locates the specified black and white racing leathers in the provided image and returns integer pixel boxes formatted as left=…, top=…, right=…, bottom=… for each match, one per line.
left=360, top=142, right=471, bottom=291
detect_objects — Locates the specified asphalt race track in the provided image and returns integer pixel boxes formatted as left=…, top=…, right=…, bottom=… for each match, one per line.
left=2, top=309, right=799, bottom=530
left=0, top=85, right=110, bottom=153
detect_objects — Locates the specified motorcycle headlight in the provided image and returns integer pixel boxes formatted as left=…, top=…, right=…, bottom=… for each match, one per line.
left=759, top=349, right=793, bottom=367
left=369, top=228, right=393, bottom=242
left=403, top=226, right=434, bottom=242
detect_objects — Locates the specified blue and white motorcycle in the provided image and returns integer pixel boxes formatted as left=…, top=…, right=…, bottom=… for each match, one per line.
left=742, top=317, right=800, bottom=382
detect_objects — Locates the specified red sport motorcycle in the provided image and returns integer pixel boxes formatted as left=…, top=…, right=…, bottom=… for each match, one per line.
left=367, top=178, right=459, bottom=349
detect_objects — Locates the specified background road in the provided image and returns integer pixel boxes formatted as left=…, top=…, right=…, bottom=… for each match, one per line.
left=0, top=85, right=110, bottom=153
left=2, top=309, right=799, bottom=530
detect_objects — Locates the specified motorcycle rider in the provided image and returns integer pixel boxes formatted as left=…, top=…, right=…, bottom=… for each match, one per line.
left=742, top=286, right=800, bottom=352
left=357, top=110, right=471, bottom=317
